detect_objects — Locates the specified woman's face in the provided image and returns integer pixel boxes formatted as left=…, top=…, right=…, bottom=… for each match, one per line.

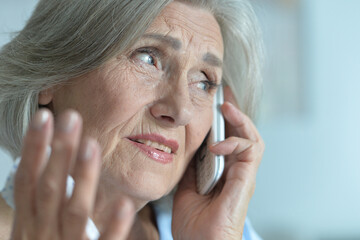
left=48, top=2, right=224, bottom=203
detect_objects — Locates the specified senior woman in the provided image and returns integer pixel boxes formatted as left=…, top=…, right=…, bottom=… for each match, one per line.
left=0, top=0, right=264, bottom=239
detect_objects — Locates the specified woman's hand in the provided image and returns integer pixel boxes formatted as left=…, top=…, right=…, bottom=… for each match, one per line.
left=12, top=109, right=134, bottom=240
left=172, top=86, right=265, bottom=240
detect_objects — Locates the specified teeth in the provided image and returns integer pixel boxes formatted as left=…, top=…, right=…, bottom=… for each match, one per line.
left=135, top=139, right=172, bottom=153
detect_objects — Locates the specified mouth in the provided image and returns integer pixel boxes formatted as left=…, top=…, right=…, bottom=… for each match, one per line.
left=126, top=134, right=179, bottom=164
left=129, top=139, right=173, bottom=153
left=127, top=134, right=179, bottom=154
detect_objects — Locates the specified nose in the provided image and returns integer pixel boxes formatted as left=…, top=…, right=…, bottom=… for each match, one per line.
left=150, top=78, right=193, bottom=127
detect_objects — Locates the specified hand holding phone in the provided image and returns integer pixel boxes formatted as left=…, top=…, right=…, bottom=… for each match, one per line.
left=196, top=85, right=225, bottom=195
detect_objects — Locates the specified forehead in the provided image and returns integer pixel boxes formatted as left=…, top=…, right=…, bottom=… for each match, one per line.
left=144, top=1, right=224, bottom=59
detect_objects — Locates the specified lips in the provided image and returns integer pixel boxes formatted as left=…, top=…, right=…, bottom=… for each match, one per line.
left=126, top=134, right=179, bottom=164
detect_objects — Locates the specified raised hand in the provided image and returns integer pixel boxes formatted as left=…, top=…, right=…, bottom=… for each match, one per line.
left=12, top=109, right=134, bottom=240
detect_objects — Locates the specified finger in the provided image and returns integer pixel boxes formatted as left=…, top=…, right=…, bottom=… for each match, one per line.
left=218, top=159, right=257, bottom=213
left=10, top=215, right=22, bottom=240
left=209, top=137, right=253, bottom=158
left=35, top=110, right=82, bottom=239
left=221, top=102, right=260, bottom=142
left=213, top=139, right=262, bottom=212
left=209, top=137, right=259, bottom=182
left=14, top=109, right=53, bottom=236
left=223, top=85, right=239, bottom=108
left=62, top=138, right=101, bottom=239
left=99, top=198, right=135, bottom=240
left=223, top=85, right=262, bottom=142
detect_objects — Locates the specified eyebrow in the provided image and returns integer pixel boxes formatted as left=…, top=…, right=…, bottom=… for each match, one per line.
left=143, top=33, right=223, bottom=67
left=143, top=34, right=182, bottom=50
left=203, top=52, right=223, bottom=68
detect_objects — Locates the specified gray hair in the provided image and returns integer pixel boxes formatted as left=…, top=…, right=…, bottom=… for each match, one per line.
left=0, top=0, right=263, bottom=158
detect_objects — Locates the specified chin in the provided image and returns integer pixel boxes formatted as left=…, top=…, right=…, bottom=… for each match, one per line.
left=101, top=145, right=186, bottom=204
left=115, top=169, right=178, bottom=203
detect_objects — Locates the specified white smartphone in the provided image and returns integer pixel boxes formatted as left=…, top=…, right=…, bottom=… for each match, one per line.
left=196, top=84, right=225, bottom=195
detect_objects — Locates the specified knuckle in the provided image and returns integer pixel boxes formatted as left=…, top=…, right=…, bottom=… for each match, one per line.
left=28, top=138, right=45, bottom=153
left=64, top=205, right=89, bottom=223
left=259, top=138, right=265, bottom=150
left=243, top=113, right=251, bottom=122
left=228, top=136, right=238, bottom=142
left=237, top=143, right=260, bottom=161
left=39, top=178, right=58, bottom=200
left=248, top=142, right=264, bottom=155
left=260, top=144, right=265, bottom=155
left=62, top=141, right=75, bottom=154
left=246, top=144, right=257, bottom=155
left=256, top=141, right=265, bottom=156
left=52, top=139, right=74, bottom=158
left=237, top=120, right=247, bottom=129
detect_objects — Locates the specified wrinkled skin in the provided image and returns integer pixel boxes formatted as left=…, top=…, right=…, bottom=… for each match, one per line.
left=5, top=2, right=264, bottom=240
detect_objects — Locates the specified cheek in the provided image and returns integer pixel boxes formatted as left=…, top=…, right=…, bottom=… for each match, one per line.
left=185, top=108, right=213, bottom=159
left=82, top=68, right=155, bottom=132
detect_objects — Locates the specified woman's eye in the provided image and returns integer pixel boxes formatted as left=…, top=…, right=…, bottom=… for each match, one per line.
left=135, top=52, right=155, bottom=66
left=193, top=72, right=218, bottom=92
left=131, top=47, right=162, bottom=69
left=195, top=81, right=211, bottom=91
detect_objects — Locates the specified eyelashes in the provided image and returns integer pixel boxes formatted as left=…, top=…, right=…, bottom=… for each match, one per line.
left=130, top=46, right=219, bottom=92
left=200, top=71, right=219, bottom=90
left=131, top=47, right=162, bottom=69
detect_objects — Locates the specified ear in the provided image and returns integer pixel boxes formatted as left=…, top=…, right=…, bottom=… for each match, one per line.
left=38, top=88, right=54, bottom=106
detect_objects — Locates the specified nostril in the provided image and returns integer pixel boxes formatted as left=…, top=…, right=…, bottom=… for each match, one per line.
left=161, top=115, right=175, bottom=123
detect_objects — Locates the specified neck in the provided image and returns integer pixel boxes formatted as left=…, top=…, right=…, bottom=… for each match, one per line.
left=127, top=204, right=159, bottom=240
left=92, top=179, right=159, bottom=240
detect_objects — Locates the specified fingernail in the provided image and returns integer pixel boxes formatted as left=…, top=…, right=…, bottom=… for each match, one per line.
left=31, top=110, right=50, bottom=130
left=227, top=101, right=236, bottom=109
left=80, top=139, right=95, bottom=161
left=229, top=101, right=242, bottom=112
left=57, top=111, right=79, bottom=132
left=211, top=141, right=221, bottom=147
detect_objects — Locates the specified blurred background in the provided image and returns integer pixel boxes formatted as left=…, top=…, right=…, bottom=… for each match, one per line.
left=0, top=0, right=359, bottom=239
